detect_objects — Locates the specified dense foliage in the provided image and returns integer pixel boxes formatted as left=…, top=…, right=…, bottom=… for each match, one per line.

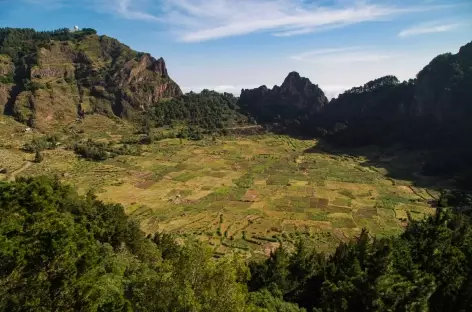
left=152, top=90, right=249, bottom=130
left=72, top=139, right=140, bottom=161
left=249, top=211, right=472, bottom=312
left=0, top=177, right=250, bottom=312
left=0, top=28, right=97, bottom=64
left=23, top=135, right=60, bottom=152
left=1, top=177, right=471, bottom=311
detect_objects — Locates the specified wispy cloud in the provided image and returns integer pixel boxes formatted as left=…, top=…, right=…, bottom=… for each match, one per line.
left=291, top=47, right=366, bottom=61
left=91, top=0, right=161, bottom=22
left=398, top=22, right=461, bottom=37
left=291, top=46, right=398, bottom=64
left=96, top=0, right=448, bottom=42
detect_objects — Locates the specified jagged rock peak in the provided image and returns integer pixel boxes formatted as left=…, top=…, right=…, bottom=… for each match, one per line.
left=237, top=71, right=329, bottom=123
left=281, top=71, right=322, bottom=94
left=282, top=71, right=306, bottom=85
left=138, top=54, right=168, bottom=77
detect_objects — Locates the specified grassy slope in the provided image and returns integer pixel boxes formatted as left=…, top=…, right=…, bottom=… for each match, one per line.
left=0, top=114, right=439, bottom=258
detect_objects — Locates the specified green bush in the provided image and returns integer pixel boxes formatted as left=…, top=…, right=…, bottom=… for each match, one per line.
left=0, top=73, right=14, bottom=84
left=33, top=150, right=43, bottom=163
left=73, top=139, right=141, bottom=161
left=73, top=139, right=109, bottom=160
left=23, top=135, right=59, bottom=152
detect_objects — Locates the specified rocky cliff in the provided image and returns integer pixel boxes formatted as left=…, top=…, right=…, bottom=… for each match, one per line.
left=238, top=41, right=472, bottom=147
left=238, top=71, right=328, bottom=124
left=0, top=28, right=182, bottom=129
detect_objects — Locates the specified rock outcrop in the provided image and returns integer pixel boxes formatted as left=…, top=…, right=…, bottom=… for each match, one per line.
left=238, top=71, right=328, bottom=124
left=0, top=29, right=182, bottom=129
left=236, top=40, right=472, bottom=147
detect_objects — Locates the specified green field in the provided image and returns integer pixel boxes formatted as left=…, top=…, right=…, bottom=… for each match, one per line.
left=0, top=115, right=439, bottom=258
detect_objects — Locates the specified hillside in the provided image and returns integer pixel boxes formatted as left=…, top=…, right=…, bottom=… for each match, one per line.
left=1, top=27, right=472, bottom=312
left=239, top=41, right=472, bottom=188
left=0, top=28, right=181, bottom=130
left=240, top=41, right=472, bottom=142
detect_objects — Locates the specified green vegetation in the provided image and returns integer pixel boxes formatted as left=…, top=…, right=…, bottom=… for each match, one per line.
left=23, top=134, right=59, bottom=152
left=0, top=177, right=471, bottom=311
left=249, top=210, right=472, bottom=311
left=0, top=73, right=14, bottom=84
left=73, top=139, right=140, bottom=161
left=0, top=177, right=249, bottom=311
left=237, top=42, right=472, bottom=189
left=0, top=27, right=181, bottom=126
left=33, top=150, right=43, bottom=163
left=152, top=90, right=248, bottom=130
left=0, top=27, right=97, bottom=63
left=1, top=27, right=472, bottom=311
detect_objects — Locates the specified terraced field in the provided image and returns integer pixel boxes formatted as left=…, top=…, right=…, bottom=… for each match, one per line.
left=0, top=115, right=440, bottom=258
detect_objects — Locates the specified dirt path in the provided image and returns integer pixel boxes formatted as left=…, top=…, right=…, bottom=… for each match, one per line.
left=8, top=161, right=32, bottom=182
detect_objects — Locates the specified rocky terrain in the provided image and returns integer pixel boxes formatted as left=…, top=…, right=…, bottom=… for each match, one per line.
left=238, top=71, right=328, bottom=124
left=0, top=28, right=181, bottom=130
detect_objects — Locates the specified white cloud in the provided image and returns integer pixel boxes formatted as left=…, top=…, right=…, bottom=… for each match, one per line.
left=291, top=47, right=398, bottom=64
left=97, top=0, right=448, bottom=42
left=398, top=22, right=461, bottom=37
left=91, top=0, right=161, bottom=22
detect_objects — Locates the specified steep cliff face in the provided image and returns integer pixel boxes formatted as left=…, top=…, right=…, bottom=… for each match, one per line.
left=238, top=72, right=328, bottom=124
left=0, top=28, right=182, bottom=129
left=0, top=54, right=14, bottom=113
left=111, top=54, right=182, bottom=117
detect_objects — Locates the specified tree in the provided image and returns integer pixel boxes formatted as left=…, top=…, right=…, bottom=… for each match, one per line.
left=34, top=150, right=43, bottom=163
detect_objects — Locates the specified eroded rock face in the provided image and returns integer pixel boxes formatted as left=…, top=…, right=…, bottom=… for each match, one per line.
left=0, top=84, right=12, bottom=112
left=0, top=55, right=15, bottom=113
left=238, top=72, right=328, bottom=123
left=0, top=57, right=14, bottom=77
left=113, top=54, right=182, bottom=115
left=2, top=33, right=182, bottom=129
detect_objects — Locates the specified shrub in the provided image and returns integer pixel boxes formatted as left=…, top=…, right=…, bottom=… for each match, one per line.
left=23, top=135, right=59, bottom=152
left=73, top=139, right=141, bottom=161
left=0, top=73, right=14, bottom=84
left=34, top=150, right=43, bottom=163
left=73, top=139, right=108, bottom=161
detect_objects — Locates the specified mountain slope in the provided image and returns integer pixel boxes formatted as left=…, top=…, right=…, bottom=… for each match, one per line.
left=325, top=41, right=472, bottom=147
left=238, top=41, right=472, bottom=145
left=0, top=28, right=182, bottom=129
left=238, top=41, right=472, bottom=187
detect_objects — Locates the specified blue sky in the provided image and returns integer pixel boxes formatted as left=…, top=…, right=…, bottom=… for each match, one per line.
left=1, top=0, right=471, bottom=98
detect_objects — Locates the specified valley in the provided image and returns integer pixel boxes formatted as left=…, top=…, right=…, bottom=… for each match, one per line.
left=1, top=24, right=471, bottom=311
left=0, top=113, right=439, bottom=258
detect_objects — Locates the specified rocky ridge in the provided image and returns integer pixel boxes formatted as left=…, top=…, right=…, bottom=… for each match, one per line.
left=0, top=28, right=182, bottom=129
